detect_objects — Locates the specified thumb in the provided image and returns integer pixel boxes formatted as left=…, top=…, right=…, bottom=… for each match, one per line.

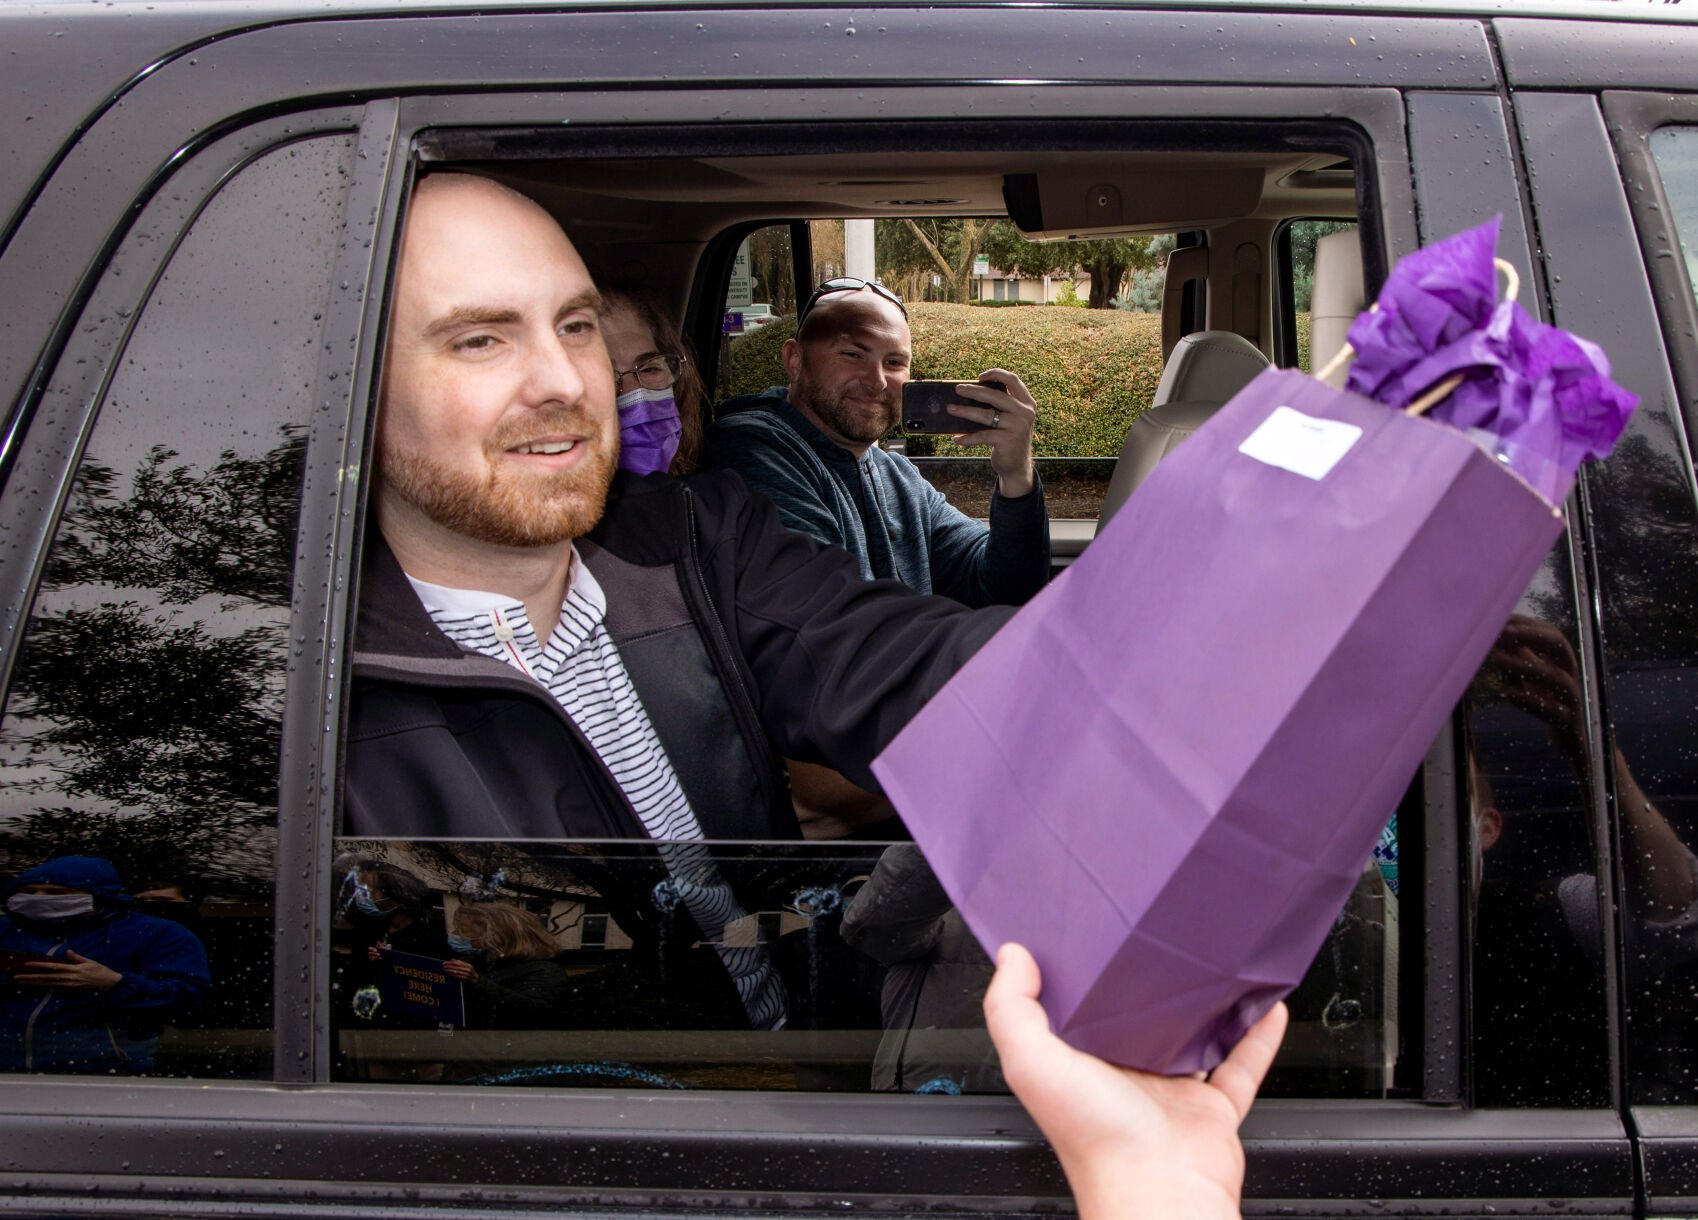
left=63, top=950, right=89, bottom=964
left=983, top=942, right=1051, bottom=1053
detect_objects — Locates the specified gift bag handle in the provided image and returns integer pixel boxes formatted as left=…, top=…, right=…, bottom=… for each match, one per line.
left=1314, top=257, right=1521, bottom=416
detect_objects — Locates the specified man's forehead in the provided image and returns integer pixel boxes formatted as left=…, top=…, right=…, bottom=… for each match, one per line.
left=803, top=295, right=910, bottom=346
left=397, top=179, right=597, bottom=321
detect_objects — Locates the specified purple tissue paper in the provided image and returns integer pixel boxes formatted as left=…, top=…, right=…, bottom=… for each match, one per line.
left=1345, top=218, right=1637, bottom=501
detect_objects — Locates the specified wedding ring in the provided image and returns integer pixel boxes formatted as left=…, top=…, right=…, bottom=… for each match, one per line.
left=991, top=410, right=1002, bottom=428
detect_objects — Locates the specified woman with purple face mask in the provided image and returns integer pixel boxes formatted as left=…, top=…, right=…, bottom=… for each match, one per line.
left=601, top=288, right=705, bottom=476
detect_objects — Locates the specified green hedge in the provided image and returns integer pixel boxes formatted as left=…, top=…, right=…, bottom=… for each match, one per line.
left=724, top=305, right=1311, bottom=458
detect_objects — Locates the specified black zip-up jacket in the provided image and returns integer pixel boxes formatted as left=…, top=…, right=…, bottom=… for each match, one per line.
left=344, top=470, right=1014, bottom=841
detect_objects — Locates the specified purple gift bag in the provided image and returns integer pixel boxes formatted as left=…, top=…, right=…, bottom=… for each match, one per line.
left=871, top=366, right=1565, bottom=1074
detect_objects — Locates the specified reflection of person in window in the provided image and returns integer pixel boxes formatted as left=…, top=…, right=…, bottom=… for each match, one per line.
left=840, top=843, right=1001, bottom=1093
left=356, top=863, right=451, bottom=963
left=0, top=855, right=209, bottom=1074
left=1471, top=614, right=1698, bottom=1104
left=1480, top=615, right=1697, bottom=933
left=345, top=862, right=453, bottom=1033
left=442, top=902, right=576, bottom=1029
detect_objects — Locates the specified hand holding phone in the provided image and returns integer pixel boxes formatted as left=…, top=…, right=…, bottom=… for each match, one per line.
left=902, top=379, right=1004, bottom=434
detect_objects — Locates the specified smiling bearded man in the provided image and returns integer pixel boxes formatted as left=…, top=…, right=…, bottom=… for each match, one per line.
left=375, top=173, right=619, bottom=605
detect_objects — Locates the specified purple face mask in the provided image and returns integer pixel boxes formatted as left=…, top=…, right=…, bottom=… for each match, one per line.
left=615, top=386, right=683, bottom=475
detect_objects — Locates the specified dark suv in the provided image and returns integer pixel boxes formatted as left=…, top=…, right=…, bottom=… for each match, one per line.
left=2, top=1, right=1698, bottom=1214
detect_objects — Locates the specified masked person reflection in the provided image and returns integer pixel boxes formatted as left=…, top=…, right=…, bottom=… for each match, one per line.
left=344, top=862, right=453, bottom=1032
left=0, top=856, right=210, bottom=1074
left=600, top=287, right=704, bottom=477
left=441, top=901, right=576, bottom=1030
left=356, top=863, right=451, bottom=963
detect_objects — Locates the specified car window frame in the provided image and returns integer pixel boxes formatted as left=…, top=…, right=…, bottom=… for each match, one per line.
left=337, top=82, right=1446, bottom=1141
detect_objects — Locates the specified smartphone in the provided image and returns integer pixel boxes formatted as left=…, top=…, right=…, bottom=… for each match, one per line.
left=901, top=379, right=1002, bottom=434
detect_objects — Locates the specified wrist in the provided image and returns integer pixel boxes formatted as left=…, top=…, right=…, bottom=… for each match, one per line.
left=996, top=463, right=1036, bottom=499
left=1068, top=1161, right=1239, bottom=1220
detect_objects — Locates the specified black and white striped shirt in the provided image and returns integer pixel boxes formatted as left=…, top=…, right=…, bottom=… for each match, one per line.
left=410, top=557, right=701, bottom=842
left=408, top=554, right=787, bottom=1030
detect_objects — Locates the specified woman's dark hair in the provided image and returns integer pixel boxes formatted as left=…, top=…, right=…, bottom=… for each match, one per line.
left=601, top=285, right=705, bottom=475
left=363, top=863, right=435, bottom=917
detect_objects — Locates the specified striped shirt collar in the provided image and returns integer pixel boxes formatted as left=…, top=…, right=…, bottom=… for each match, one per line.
left=405, top=546, right=606, bottom=638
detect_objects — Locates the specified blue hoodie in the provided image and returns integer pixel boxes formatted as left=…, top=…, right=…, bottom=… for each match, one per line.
left=0, top=856, right=211, bottom=1073
left=703, top=388, right=1049, bottom=607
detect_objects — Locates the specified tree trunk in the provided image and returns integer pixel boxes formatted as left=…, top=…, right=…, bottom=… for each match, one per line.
left=950, top=219, right=991, bottom=304
left=903, top=220, right=958, bottom=298
left=1087, top=255, right=1129, bottom=308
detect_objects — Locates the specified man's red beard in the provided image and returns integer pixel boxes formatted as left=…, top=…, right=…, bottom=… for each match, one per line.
left=379, top=413, right=618, bottom=547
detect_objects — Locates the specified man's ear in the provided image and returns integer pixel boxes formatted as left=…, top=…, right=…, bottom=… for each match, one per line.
left=1477, top=805, right=1504, bottom=852
left=781, top=337, right=802, bottom=383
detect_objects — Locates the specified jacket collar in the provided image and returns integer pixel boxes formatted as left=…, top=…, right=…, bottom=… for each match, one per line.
left=354, top=530, right=468, bottom=662
left=357, top=472, right=686, bottom=663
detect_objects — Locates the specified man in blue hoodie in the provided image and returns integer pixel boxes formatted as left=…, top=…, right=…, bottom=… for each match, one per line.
left=703, top=280, right=1052, bottom=835
left=0, top=855, right=211, bottom=1074
left=703, top=280, right=1050, bottom=608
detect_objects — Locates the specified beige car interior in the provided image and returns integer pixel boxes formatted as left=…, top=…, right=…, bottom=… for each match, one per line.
left=1097, top=233, right=1369, bottom=525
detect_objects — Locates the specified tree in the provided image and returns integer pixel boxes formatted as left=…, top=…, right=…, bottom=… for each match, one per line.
left=809, top=219, right=846, bottom=282
left=981, top=224, right=1172, bottom=309
left=0, top=429, right=306, bottom=895
left=745, top=227, right=797, bottom=313
left=875, top=218, right=994, bottom=303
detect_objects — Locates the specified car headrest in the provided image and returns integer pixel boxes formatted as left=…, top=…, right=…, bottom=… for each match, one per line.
left=1310, top=229, right=1364, bottom=386
left=1152, top=330, right=1269, bottom=406
left=1098, top=399, right=1224, bottom=527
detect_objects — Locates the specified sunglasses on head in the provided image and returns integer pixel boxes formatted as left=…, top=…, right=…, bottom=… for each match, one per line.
left=794, top=277, right=907, bottom=334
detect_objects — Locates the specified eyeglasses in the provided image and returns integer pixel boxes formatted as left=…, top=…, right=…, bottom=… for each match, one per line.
left=794, top=277, right=907, bottom=334
left=612, top=353, right=685, bottom=393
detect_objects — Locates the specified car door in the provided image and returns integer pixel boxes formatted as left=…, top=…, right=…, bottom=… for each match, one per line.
left=0, top=4, right=1665, bottom=1215
left=1498, top=15, right=1698, bottom=1219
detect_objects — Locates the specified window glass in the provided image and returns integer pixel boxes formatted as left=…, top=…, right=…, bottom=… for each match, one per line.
left=330, top=836, right=1402, bottom=1097
left=1464, top=552, right=1612, bottom=1107
left=716, top=225, right=799, bottom=391
left=341, top=165, right=1403, bottom=1098
left=1651, top=126, right=1698, bottom=310
left=1612, top=123, right=1698, bottom=1106
left=0, top=135, right=354, bottom=1078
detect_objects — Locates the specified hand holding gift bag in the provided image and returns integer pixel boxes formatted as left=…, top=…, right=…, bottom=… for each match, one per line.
left=870, top=219, right=1636, bottom=1074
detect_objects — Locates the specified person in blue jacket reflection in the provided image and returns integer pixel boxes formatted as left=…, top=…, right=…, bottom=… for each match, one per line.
left=0, top=855, right=210, bottom=1074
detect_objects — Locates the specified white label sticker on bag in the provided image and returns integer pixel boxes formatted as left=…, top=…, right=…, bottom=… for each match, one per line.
left=1237, top=405, right=1363, bottom=480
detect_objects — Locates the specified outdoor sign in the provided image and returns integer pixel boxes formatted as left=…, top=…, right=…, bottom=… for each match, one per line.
left=375, top=948, right=466, bottom=1026
left=727, top=241, right=753, bottom=308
